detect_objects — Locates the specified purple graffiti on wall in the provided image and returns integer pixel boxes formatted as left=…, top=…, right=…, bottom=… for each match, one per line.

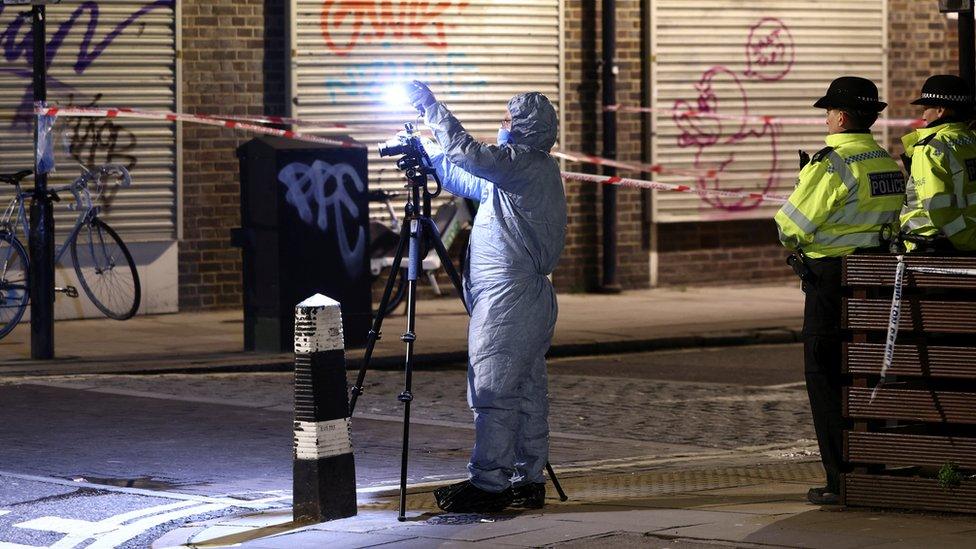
left=0, top=0, right=172, bottom=129
left=744, top=17, right=795, bottom=81
left=672, top=17, right=795, bottom=212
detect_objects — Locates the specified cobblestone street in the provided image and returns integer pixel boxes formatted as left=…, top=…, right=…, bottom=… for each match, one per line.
left=2, top=343, right=831, bottom=548
left=6, top=343, right=815, bottom=453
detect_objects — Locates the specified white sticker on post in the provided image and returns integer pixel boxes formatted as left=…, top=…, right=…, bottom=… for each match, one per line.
left=294, top=419, right=353, bottom=460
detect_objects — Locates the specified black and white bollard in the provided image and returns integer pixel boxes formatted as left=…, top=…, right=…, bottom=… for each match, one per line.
left=293, top=294, right=357, bottom=522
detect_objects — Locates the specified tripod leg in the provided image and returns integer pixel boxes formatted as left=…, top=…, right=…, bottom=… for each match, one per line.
left=546, top=462, right=568, bottom=501
left=421, top=219, right=468, bottom=314
left=349, top=221, right=410, bottom=415
left=397, top=218, right=423, bottom=522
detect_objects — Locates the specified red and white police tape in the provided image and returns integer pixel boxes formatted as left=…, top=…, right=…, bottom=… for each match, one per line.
left=38, top=105, right=791, bottom=205
left=560, top=171, right=789, bottom=203
left=604, top=105, right=926, bottom=128
left=35, top=106, right=365, bottom=148
left=551, top=150, right=725, bottom=179
left=212, top=113, right=411, bottom=134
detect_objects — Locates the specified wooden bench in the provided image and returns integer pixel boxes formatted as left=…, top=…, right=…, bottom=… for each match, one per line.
left=842, top=253, right=976, bottom=514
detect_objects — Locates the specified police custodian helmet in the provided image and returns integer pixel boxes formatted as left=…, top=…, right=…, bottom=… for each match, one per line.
left=813, top=76, right=887, bottom=112
left=910, top=74, right=973, bottom=108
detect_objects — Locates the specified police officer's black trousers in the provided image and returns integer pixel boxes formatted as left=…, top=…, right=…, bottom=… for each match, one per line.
left=801, top=257, right=847, bottom=493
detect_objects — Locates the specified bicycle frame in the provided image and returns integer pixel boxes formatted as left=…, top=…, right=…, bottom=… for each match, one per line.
left=0, top=165, right=129, bottom=264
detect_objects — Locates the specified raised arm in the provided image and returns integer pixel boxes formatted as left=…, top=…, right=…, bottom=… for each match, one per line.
left=422, top=138, right=490, bottom=202
left=406, top=80, right=525, bottom=192
left=423, top=102, right=520, bottom=186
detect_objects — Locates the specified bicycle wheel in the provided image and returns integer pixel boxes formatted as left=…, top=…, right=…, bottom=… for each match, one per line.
left=0, top=232, right=29, bottom=339
left=70, top=218, right=141, bottom=320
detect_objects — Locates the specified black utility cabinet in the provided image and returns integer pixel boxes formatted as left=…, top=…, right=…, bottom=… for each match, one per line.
left=234, top=136, right=371, bottom=351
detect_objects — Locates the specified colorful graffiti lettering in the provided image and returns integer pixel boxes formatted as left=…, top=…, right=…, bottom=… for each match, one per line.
left=320, top=0, right=468, bottom=56
left=0, top=0, right=172, bottom=128
left=673, top=17, right=794, bottom=212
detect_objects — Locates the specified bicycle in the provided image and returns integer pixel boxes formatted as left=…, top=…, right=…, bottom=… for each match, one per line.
left=367, top=189, right=473, bottom=316
left=0, top=164, right=141, bottom=339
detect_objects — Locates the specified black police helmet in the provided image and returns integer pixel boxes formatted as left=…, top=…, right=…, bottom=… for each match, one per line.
left=813, top=76, right=887, bottom=112
left=910, top=74, right=973, bottom=107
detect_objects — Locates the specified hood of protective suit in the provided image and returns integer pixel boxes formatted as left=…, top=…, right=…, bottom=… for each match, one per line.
left=507, top=92, right=557, bottom=151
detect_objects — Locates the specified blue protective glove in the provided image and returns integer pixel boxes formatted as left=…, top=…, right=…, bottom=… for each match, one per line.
left=406, top=80, right=436, bottom=114
left=497, top=127, right=512, bottom=145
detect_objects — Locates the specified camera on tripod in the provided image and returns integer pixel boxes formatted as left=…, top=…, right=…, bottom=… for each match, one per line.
left=378, top=124, right=422, bottom=159
left=377, top=123, right=441, bottom=199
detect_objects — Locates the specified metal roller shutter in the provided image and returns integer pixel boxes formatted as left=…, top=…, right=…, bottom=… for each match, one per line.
left=290, top=0, right=562, bottom=216
left=649, top=0, right=887, bottom=222
left=0, top=0, right=178, bottom=241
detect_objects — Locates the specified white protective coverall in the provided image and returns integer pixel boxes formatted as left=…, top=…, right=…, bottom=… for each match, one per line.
left=422, top=92, right=567, bottom=492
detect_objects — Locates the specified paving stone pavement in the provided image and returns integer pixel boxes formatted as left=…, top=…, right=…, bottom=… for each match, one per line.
left=154, top=460, right=976, bottom=549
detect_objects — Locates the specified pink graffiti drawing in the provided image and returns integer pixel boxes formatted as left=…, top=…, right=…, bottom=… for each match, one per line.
left=744, top=17, right=795, bottom=82
left=673, top=18, right=794, bottom=212
left=320, top=0, right=468, bottom=56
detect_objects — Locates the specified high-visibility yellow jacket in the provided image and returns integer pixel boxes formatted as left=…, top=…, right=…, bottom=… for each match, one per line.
left=899, top=122, right=976, bottom=251
left=775, top=132, right=905, bottom=258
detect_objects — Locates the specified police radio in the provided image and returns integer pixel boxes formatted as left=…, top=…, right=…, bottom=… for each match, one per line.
left=786, top=250, right=813, bottom=282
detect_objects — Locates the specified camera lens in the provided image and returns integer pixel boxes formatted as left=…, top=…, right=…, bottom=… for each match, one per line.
left=378, top=138, right=413, bottom=158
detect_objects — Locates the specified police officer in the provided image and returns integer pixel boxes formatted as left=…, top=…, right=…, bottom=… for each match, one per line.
left=774, top=76, right=905, bottom=505
left=900, top=74, right=976, bottom=252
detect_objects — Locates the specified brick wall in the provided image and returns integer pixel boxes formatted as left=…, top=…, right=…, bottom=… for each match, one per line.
left=557, top=0, right=649, bottom=292
left=656, top=220, right=786, bottom=286
left=180, top=0, right=285, bottom=309
left=175, top=2, right=964, bottom=310
left=887, top=2, right=959, bottom=152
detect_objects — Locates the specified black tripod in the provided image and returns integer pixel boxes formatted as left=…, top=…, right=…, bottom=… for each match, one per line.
left=349, top=124, right=567, bottom=521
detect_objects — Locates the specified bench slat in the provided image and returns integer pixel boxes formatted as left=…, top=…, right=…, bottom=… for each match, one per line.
left=846, top=387, right=976, bottom=424
left=846, top=432, right=976, bottom=468
left=844, top=255, right=976, bottom=289
left=845, top=343, right=976, bottom=378
left=845, top=473, right=976, bottom=514
left=845, top=299, right=976, bottom=333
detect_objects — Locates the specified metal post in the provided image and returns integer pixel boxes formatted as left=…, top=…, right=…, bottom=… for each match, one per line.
left=293, top=294, right=357, bottom=523
left=30, top=4, right=55, bottom=359
left=600, top=0, right=621, bottom=293
left=959, top=7, right=975, bottom=92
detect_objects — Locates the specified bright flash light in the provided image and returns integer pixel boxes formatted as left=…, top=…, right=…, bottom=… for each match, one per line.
left=382, top=83, right=412, bottom=108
